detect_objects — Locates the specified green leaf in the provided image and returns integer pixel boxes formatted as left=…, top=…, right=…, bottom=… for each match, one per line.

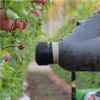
left=2, top=64, right=14, bottom=75
left=16, top=10, right=28, bottom=19
left=6, top=9, right=20, bottom=19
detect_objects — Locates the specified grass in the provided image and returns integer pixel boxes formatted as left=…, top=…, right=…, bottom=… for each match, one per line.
left=51, top=64, right=100, bottom=89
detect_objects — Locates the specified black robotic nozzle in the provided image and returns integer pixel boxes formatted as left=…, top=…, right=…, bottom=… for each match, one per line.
left=35, top=42, right=53, bottom=65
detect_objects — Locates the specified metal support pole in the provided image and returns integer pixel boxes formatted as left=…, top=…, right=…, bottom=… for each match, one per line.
left=71, top=71, right=76, bottom=100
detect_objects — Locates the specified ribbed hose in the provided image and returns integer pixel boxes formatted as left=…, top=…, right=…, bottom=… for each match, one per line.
left=35, top=42, right=53, bottom=65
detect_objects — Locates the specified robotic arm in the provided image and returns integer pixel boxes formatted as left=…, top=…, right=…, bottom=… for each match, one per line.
left=35, top=12, right=100, bottom=71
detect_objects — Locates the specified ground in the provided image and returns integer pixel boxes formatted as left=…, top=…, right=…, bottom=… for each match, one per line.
left=21, top=61, right=71, bottom=100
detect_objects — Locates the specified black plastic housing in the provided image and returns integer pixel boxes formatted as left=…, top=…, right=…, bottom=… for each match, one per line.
left=35, top=42, right=53, bottom=65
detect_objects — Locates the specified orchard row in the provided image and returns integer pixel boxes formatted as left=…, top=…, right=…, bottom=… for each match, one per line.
left=0, top=0, right=51, bottom=98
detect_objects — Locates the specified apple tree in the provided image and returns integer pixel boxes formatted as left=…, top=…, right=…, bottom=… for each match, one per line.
left=0, top=0, right=52, bottom=99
